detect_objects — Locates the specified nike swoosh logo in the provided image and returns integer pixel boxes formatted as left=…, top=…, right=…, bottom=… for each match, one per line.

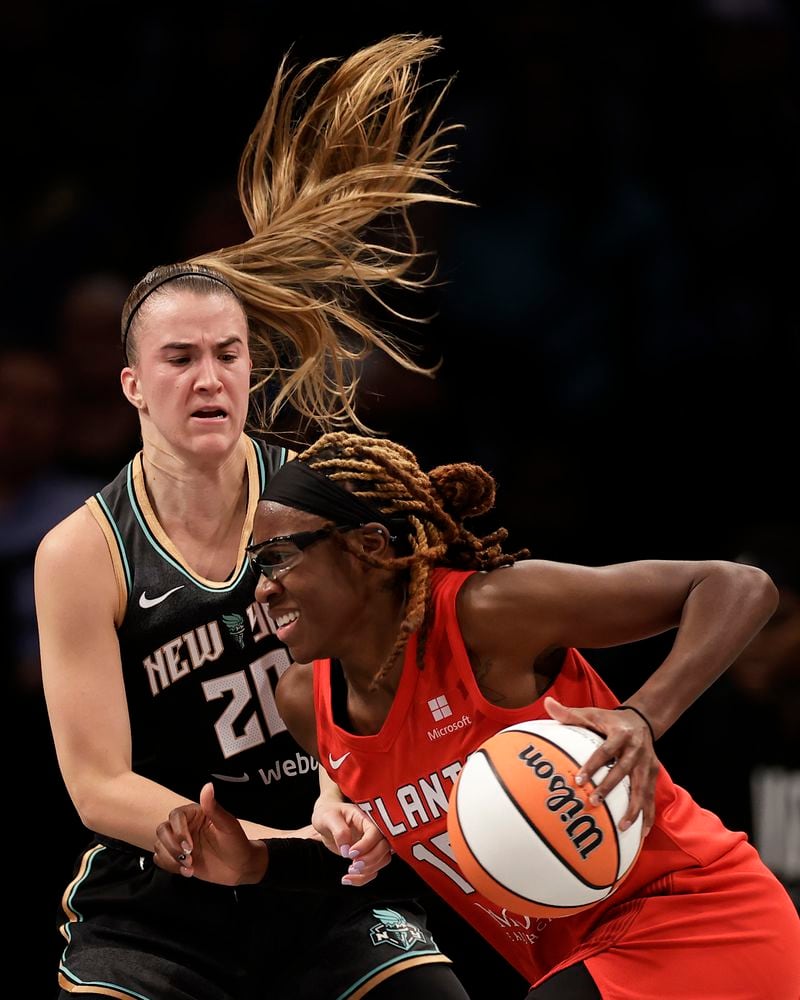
left=139, top=585, right=185, bottom=609
left=328, top=751, right=351, bottom=770
left=211, top=772, right=250, bottom=783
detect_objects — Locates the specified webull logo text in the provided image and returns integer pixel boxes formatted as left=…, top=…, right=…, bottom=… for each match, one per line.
left=518, top=743, right=603, bottom=860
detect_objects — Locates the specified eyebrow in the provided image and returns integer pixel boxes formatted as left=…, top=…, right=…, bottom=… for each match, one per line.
left=160, top=336, right=244, bottom=351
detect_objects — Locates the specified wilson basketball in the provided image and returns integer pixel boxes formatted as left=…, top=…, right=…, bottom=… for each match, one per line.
left=447, top=719, right=644, bottom=918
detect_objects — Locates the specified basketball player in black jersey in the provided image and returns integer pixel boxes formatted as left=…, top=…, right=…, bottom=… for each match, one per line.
left=34, top=262, right=476, bottom=1000
left=32, top=35, right=525, bottom=1000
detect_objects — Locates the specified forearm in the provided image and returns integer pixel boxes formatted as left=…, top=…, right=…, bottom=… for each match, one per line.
left=240, top=819, right=316, bottom=839
left=72, top=774, right=317, bottom=847
left=68, top=771, right=198, bottom=851
left=626, top=563, right=777, bottom=737
left=239, top=764, right=343, bottom=840
left=317, top=764, right=345, bottom=803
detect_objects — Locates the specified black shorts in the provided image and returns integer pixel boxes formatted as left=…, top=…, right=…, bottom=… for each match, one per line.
left=57, top=838, right=451, bottom=1000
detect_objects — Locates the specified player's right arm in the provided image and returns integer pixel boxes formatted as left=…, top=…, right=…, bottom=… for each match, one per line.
left=35, top=507, right=199, bottom=851
left=36, top=508, right=336, bottom=850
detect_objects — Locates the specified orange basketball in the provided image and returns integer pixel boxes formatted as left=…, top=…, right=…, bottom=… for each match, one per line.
left=447, top=719, right=644, bottom=918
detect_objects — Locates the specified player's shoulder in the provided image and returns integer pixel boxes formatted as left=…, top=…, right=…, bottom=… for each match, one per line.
left=275, top=663, right=314, bottom=725
left=35, top=503, right=115, bottom=607
left=276, top=662, right=317, bottom=753
left=276, top=661, right=314, bottom=714
left=36, top=503, right=102, bottom=566
left=459, top=560, right=561, bottom=609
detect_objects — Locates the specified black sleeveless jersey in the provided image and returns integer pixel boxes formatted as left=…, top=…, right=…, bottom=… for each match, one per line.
left=86, top=436, right=318, bottom=829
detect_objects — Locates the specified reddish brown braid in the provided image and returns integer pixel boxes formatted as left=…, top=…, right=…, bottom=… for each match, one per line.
left=297, top=432, right=529, bottom=686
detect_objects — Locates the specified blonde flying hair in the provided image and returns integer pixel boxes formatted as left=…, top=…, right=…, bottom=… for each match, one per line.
left=296, top=431, right=530, bottom=686
left=121, top=34, right=467, bottom=435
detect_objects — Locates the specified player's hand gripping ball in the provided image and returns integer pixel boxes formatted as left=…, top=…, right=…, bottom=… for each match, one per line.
left=447, top=720, right=644, bottom=917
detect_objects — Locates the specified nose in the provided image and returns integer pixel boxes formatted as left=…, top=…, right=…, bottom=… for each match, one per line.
left=255, top=573, right=283, bottom=603
left=194, top=355, right=223, bottom=392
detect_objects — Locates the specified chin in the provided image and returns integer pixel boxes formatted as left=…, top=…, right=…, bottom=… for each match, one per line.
left=286, top=640, right=325, bottom=665
left=189, top=429, right=240, bottom=454
left=286, top=641, right=310, bottom=663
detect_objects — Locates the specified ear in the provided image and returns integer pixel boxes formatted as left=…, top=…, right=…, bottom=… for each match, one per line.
left=360, top=522, right=393, bottom=557
left=120, top=366, right=144, bottom=409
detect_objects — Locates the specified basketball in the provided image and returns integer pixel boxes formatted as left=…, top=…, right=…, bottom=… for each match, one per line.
left=447, top=719, right=644, bottom=918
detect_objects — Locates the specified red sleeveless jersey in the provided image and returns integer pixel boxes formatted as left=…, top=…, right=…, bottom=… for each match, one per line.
left=314, top=568, right=800, bottom=997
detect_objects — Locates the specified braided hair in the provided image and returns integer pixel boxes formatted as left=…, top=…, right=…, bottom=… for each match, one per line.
left=297, top=432, right=529, bottom=685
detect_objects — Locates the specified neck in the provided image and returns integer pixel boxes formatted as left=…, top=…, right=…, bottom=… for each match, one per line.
left=139, top=437, right=249, bottom=554
left=339, top=582, right=409, bottom=691
left=141, top=437, right=245, bottom=511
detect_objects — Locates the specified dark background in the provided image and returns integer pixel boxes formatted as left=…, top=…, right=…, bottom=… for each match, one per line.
left=3, top=2, right=798, bottom=993
left=5, top=3, right=799, bottom=557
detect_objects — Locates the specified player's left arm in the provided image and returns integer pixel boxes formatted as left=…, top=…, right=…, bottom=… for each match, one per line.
left=459, top=558, right=777, bottom=831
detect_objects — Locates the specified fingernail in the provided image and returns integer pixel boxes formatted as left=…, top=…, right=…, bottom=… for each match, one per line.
left=341, top=877, right=354, bottom=886
left=574, top=774, right=585, bottom=785
left=619, top=819, right=631, bottom=831
left=181, top=842, right=191, bottom=852
left=339, top=844, right=351, bottom=858
left=348, top=848, right=360, bottom=859
left=349, top=861, right=365, bottom=874
left=590, top=792, right=604, bottom=805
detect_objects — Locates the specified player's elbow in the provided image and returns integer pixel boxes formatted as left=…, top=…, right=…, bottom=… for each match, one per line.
left=64, top=781, right=100, bottom=832
left=731, top=561, right=779, bottom=620
left=62, top=769, right=118, bottom=835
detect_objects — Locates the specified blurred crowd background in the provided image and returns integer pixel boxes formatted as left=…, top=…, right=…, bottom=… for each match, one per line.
left=3, top=1, right=798, bottom=988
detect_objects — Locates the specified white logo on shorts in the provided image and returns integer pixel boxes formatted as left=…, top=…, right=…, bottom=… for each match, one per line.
left=369, top=908, right=426, bottom=951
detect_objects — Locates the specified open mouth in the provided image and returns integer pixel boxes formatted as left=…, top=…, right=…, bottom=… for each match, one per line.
left=270, top=609, right=299, bottom=642
left=192, top=407, right=227, bottom=419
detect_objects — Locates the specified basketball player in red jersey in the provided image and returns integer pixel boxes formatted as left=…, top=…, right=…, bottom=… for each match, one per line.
left=154, top=432, right=800, bottom=999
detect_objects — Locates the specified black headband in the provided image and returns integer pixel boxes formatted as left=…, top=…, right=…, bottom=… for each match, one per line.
left=261, top=459, right=390, bottom=525
left=121, top=267, right=237, bottom=360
